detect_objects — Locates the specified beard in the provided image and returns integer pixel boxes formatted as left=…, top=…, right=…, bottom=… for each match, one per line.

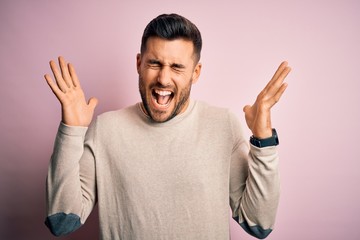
left=138, top=76, right=192, bottom=123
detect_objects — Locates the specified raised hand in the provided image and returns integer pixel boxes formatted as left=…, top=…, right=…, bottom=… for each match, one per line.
left=243, top=61, right=291, bottom=139
left=44, top=56, right=98, bottom=127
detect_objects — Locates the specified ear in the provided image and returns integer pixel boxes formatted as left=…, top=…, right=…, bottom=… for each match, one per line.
left=136, top=53, right=141, bottom=74
left=191, top=62, right=202, bottom=84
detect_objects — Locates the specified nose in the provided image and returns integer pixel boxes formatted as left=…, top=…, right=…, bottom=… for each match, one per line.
left=157, top=66, right=171, bottom=86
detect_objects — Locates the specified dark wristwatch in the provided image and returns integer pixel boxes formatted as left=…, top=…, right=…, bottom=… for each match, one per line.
left=250, top=128, right=279, bottom=148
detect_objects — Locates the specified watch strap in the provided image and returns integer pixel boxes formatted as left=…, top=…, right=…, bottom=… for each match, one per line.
left=250, top=128, right=279, bottom=148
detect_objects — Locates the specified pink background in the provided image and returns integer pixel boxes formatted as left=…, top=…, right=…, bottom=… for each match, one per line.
left=1, top=0, right=359, bottom=239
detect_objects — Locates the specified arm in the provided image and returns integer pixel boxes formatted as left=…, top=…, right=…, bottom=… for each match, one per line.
left=230, top=135, right=280, bottom=239
left=44, top=57, right=98, bottom=236
left=230, top=61, right=291, bottom=239
left=45, top=122, right=97, bottom=236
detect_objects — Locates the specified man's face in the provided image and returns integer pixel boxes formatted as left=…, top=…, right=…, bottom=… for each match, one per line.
left=137, top=37, right=201, bottom=122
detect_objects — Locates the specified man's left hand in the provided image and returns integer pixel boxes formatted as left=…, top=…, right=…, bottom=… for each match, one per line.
left=243, top=61, right=291, bottom=139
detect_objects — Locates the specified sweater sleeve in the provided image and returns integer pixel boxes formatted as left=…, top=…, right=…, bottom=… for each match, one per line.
left=228, top=112, right=280, bottom=239
left=45, top=121, right=97, bottom=236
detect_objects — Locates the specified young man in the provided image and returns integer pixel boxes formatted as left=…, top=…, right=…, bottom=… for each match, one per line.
left=44, top=13, right=291, bottom=239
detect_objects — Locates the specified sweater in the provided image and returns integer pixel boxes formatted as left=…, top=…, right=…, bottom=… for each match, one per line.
left=45, top=100, right=280, bottom=239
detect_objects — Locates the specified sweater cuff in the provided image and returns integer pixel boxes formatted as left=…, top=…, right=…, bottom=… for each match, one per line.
left=58, top=122, right=88, bottom=137
left=249, top=144, right=277, bottom=157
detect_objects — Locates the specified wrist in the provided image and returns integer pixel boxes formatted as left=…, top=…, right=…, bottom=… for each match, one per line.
left=252, top=128, right=273, bottom=139
left=250, top=128, right=279, bottom=148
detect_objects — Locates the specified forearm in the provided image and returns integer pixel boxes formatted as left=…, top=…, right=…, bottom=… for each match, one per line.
left=45, top=123, right=96, bottom=236
left=241, top=145, right=280, bottom=228
left=230, top=142, right=280, bottom=239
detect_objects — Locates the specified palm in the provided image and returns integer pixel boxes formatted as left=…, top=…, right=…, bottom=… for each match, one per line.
left=45, top=56, right=98, bottom=127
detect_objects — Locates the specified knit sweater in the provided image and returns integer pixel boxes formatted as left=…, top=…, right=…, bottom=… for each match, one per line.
left=45, top=100, right=280, bottom=239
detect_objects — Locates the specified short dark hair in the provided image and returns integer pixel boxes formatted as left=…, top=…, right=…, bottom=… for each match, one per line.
left=140, top=13, right=202, bottom=62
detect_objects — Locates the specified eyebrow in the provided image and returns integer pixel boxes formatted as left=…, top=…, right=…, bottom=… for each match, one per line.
left=171, top=63, right=185, bottom=69
left=148, top=59, right=161, bottom=65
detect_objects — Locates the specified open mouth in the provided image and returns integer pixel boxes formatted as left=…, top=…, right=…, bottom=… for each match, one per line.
left=152, top=89, right=174, bottom=107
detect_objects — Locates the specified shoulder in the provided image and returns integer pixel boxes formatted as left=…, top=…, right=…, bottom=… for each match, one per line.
left=95, top=104, right=142, bottom=127
left=194, top=100, right=245, bottom=141
left=195, top=100, right=239, bottom=123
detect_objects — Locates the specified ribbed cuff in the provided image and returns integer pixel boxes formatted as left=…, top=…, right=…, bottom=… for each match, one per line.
left=58, top=122, right=88, bottom=136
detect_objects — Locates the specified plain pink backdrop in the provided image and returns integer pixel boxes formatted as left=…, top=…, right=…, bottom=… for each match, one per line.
left=1, top=0, right=359, bottom=239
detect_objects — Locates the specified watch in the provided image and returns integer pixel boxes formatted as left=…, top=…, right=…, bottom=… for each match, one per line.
left=250, top=128, right=279, bottom=148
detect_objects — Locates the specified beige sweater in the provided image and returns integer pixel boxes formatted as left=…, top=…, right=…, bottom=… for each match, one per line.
left=45, top=100, right=280, bottom=239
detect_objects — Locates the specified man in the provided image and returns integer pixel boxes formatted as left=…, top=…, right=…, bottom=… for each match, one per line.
left=44, top=13, right=291, bottom=239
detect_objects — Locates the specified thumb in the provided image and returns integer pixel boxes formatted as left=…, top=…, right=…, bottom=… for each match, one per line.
left=88, top=97, right=98, bottom=110
left=243, top=105, right=251, bottom=113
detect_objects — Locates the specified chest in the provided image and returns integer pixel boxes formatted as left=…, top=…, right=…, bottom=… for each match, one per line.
left=96, top=123, right=233, bottom=201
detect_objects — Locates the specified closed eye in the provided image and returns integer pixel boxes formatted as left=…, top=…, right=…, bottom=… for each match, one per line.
left=171, top=63, right=185, bottom=72
left=147, top=59, right=162, bottom=69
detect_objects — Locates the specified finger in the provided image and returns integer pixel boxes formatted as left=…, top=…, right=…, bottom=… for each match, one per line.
left=88, top=97, right=98, bottom=110
left=264, top=66, right=291, bottom=96
left=271, top=61, right=288, bottom=83
left=243, top=104, right=251, bottom=113
left=277, top=65, right=291, bottom=83
left=68, top=63, right=81, bottom=88
left=269, top=83, right=288, bottom=107
left=49, top=60, right=68, bottom=92
left=58, top=56, right=72, bottom=88
left=264, top=61, right=289, bottom=90
left=44, top=74, right=65, bottom=101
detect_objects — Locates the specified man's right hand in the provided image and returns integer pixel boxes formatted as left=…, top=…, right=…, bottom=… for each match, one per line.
left=44, top=56, right=98, bottom=127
